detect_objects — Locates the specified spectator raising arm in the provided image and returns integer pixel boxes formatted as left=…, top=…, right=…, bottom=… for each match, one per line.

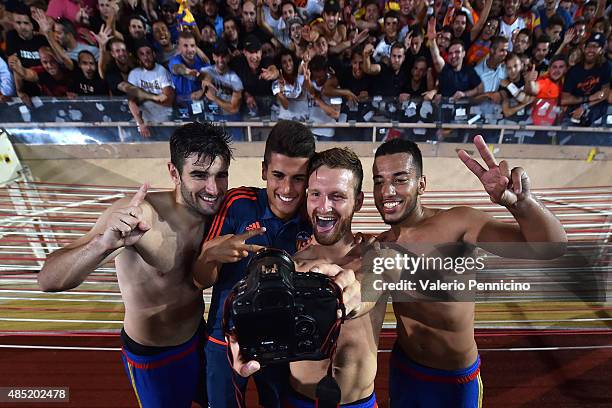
left=31, top=8, right=74, bottom=71
left=92, top=24, right=114, bottom=80
left=362, top=43, right=381, bottom=75
left=427, top=17, right=445, bottom=73
left=470, top=0, right=493, bottom=42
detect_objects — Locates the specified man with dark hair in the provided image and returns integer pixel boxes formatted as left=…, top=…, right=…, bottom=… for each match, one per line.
left=5, top=5, right=49, bottom=101
left=230, top=35, right=276, bottom=116
left=39, top=121, right=234, bottom=408
left=32, top=10, right=100, bottom=62
left=524, top=54, right=567, bottom=129
left=193, top=120, right=316, bottom=408
left=169, top=31, right=209, bottom=105
left=374, top=10, right=401, bottom=63
left=531, top=34, right=551, bottom=74
left=363, top=42, right=411, bottom=97
left=474, top=36, right=509, bottom=101
left=561, top=32, right=610, bottom=134
left=152, top=20, right=177, bottom=66
left=200, top=41, right=244, bottom=139
left=304, top=55, right=341, bottom=138
left=68, top=50, right=109, bottom=96
left=428, top=18, right=484, bottom=100
left=451, top=11, right=472, bottom=48
left=499, top=0, right=526, bottom=51
left=227, top=148, right=381, bottom=407
left=372, top=137, right=566, bottom=407
left=127, top=41, right=175, bottom=138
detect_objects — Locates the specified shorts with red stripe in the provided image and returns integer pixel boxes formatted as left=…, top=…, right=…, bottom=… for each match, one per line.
left=120, top=322, right=207, bottom=408
left=284, top=385, right=378, bottom=408
left=389, top=342, right=483, bottom=408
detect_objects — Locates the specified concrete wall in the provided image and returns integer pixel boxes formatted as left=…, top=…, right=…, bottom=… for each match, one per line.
left=16, top=142, right=612, bottom=190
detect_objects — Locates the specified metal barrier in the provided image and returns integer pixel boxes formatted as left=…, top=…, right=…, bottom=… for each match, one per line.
left=1, top=96, right=610, bottom=145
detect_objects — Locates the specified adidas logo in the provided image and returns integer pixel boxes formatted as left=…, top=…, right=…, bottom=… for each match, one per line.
left=245, top=221, right=261, bottom=231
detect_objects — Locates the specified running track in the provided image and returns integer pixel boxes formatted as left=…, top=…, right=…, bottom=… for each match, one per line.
left=0, top=330, right=610, bottom=407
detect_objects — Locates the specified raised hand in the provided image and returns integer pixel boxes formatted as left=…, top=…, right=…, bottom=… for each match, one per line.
left=201, top=228, right=266, bottom=264
left=100, top=184, right=151, bottom=249
left=523, top=63, right=538, bottom=82
left=91, top=24, right=114, bottom=48
left=458, top=135, right=530, bottom=207
left=31, top=8, right=51, bottom=34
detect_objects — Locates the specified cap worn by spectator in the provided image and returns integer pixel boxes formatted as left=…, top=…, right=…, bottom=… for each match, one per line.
left=243, top=35, right=262, bottom=52
left=213, top=41, right=230, bottom=56
left=324, top=0, right=340, bottom=14
left=587, top=32, right=606, bottom=48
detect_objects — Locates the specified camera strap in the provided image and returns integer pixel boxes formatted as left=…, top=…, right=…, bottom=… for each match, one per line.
left=315, top=280, right=346, bottom=408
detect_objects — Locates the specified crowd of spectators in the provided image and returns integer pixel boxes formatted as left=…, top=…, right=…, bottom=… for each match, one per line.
left=0, top=0, right=610, bottom=140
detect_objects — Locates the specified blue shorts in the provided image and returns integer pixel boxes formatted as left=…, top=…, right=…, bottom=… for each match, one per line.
left=120, top=323, right=207, bottom=408
left=390, top=343, right=483, bottom=408
left=205, top=335, right=289, bottom=408
left=284, top=386, right=378, bottom=408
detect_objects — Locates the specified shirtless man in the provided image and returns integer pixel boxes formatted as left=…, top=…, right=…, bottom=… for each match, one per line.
left=229, top=148, right=384, bottom=407
left=38, top=122, right=233, bottom=408
left=372, top=137, right=567, bottom=407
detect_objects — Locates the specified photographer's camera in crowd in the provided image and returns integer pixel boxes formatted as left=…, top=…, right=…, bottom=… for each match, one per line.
left=224, top=248, right=345, bottom=365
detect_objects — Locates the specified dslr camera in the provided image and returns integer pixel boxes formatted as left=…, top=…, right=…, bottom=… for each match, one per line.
left=223, top=248, right=345, bottom=365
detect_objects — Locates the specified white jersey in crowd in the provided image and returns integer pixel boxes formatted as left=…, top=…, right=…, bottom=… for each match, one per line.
left=201, top=65, right=244, bottom=116
left=308, top=74, right=340, bottom=138
left=272, top=74, right=308, bottom=121
left=499, top=16, right=526, bottom=52
left=263, top=6, right=283, bottom=33
left=373, top=37, right=394, bottom=63
left=128, top=63, right=174, bottom=121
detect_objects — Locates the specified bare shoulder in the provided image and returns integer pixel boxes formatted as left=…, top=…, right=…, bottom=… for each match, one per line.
left=432, top=206, right=493, bottom=225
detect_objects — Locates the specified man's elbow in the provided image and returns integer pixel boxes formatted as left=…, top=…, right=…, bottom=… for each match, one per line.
left=37, top=269, right=64, bottom=292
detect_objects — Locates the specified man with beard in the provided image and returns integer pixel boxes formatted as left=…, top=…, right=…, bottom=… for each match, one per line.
left=372, top=137, right=566, bottom=407
left=225, top=148, right=379, bottom=407
left=127, top=41, right=175, bottom=138
left=561, top=32, right=610, bottom=139
left=285, top=148, right=384, bottom=408
left=193, top=120, right=316, bottom=408
left=68, top=50, right=109, bottom=96
left=39, top=122, right=233, bottom=408
left=428, top=18, right=483, bottom=100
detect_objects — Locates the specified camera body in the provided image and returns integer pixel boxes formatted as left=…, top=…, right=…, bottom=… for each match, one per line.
left=225, top=248, right=344, bottom=365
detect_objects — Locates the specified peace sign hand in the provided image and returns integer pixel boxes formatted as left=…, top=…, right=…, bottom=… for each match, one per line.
left=458, top=135, right=531, bottom=207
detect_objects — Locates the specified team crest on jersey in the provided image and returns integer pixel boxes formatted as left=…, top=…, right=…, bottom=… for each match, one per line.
left=296, top=231, right=311, bottom=251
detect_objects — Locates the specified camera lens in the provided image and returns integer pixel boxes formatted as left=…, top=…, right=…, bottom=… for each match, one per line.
left=295, top=316, right=316, bottom=337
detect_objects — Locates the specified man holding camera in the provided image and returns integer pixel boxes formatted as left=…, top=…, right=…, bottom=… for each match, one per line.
left=38, top=122, right=234, bottom=408
left=194, top=120, right=315, bottom=408
left=287, top=148, right=385, bottom=407
left=225, top=147, right=383, bottom=407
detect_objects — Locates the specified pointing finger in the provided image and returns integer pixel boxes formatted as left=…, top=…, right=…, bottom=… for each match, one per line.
left=129, top=183, right=149, bottom=207
left=235, top=227, right=267, bottom=242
